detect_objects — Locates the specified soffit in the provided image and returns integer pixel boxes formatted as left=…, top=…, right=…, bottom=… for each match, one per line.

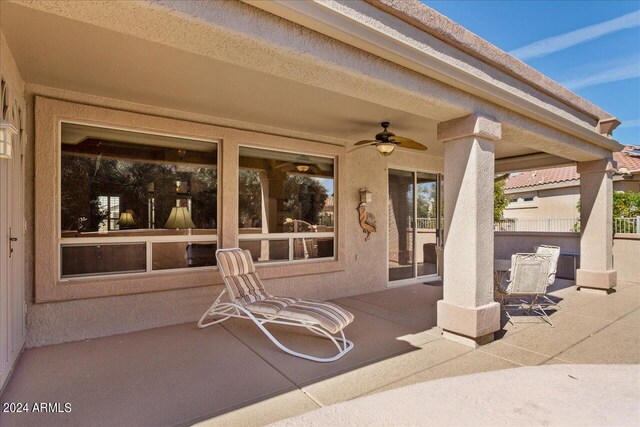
left=1, top=2, right=538, bottom=160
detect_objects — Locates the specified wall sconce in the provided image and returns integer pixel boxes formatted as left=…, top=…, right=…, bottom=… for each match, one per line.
left=0, top=119, right=18, bottom=159
left=359, top=188, right=372, bottom=203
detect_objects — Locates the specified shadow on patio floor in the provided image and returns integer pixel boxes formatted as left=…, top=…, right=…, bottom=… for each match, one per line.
left=0, top=284, right=443, bottom=427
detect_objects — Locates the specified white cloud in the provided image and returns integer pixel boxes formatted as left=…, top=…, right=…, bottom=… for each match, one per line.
left=510, top=10, right=640, bottom=60
left=619, top=118, right=640, bottom=128
left=562, top=61, right=640, bottom=89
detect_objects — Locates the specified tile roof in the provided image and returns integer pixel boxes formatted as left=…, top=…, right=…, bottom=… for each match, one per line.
left=506, top=145, right=640, bottom=190
left=506, top=166, right=579, bottom=190
left=617, top=145, right=640, bottom=172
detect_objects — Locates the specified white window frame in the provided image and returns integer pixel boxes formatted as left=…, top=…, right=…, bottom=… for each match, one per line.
left=57, top=119, right=220, bottom=280
left=506, top=191, right=538, bottom=209
left=237, top=144, right=336, bottom=265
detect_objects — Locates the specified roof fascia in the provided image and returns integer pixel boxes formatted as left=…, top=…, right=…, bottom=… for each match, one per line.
left=244, top=0, right=622, bottom=153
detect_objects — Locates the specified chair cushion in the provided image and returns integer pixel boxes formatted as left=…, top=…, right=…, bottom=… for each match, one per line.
left=217, top=249, right=255, bottom=278
left=279, top=300, right=354, bottom=334
left=226, top=272, right=270, bottom=305
left=245, top=297, right=299, bottom=316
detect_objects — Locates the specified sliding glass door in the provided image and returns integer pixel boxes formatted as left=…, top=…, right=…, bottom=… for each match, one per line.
left=388, top=169, right=440, bottom=283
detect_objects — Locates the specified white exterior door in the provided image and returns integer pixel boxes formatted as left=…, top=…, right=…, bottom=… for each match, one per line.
left=0, top=89, right=26, bottom=391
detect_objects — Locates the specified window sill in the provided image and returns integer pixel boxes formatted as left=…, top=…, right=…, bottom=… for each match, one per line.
left=36, top=258, right=346, bottom=303
left=505, top=204, right=538, bottom=210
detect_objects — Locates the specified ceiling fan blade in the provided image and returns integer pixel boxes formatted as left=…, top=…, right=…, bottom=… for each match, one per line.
left=347, top=145, right=370, bottom=153
left=354, top=140, right=378, bottom=146
left=390, top=136, right=427, bottom=151
left=273, top=162, right=295, bottom=170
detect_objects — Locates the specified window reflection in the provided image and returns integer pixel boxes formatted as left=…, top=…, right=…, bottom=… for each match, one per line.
left=238, top=147, right=334, bottom=234
left=238, top=147, right=335, bottom=263
left=60, top=123, right=217, bottom=237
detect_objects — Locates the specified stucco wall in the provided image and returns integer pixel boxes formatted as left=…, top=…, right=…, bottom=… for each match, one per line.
left=23, top=85, right=443, bottom=347
left=495, top=231, right=639, bottom=284
left=613, top=234, right=640, bottom=284
left=504, top=186, right=580, bottom=221
left=495, top=232, right=581, bottom=279
left=505, top=179, right=639, bottom=222
left=614, top=180, right=640, bottom=193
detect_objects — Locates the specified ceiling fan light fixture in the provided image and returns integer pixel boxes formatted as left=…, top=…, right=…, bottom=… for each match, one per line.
left=376, top=143, right=395, bottom=156
left=296, top=164, right=310, bottom=172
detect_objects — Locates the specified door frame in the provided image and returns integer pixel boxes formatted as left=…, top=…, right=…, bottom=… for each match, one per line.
left=0, top=92, right=26, bottom=392
left=386, top=167, right=442, bottom=287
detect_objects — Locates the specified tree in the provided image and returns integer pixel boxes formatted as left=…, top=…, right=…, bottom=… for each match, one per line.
left=238, top=169, right=263, bottom=228
left=283, top=175, right=329, bottom=226
left=612, top=191, right=640, bottom=218
left=238, top=171, right=329, bottom=230
left=494, top=179, right=510, bottom=222
left=575, top=191, right=640, bottom=232
left=416, top=183, right=436, bottom=219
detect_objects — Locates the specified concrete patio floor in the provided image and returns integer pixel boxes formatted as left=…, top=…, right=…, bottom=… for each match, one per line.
left=1, top=280, right=638, bottom=427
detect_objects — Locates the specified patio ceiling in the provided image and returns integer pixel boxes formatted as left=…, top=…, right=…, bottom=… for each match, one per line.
left=2, top=2, right=547, bottom=161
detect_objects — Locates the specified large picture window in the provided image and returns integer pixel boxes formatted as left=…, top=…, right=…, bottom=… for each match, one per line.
left=59, top=122, right=218, bottom=278
left=238, top=147, right=335, bottom=263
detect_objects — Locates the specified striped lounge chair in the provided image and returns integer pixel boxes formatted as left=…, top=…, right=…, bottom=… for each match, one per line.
left=197, top=248, right=354, bottom=362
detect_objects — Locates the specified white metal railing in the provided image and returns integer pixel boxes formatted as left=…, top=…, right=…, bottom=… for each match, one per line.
left=614, top=217, right=640, bottom=234
left=415, top=217, right=439, bottom=230
left=494, top=218, right=579, bottom=232
left=491, top=217, right=640, bottom=234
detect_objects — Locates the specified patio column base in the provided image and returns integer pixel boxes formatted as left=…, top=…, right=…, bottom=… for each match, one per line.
left=437, top=300, right=500, bottom=348
left=442, top=330, right=495, bottom=348
left=576, top=269, right=617, bottom=293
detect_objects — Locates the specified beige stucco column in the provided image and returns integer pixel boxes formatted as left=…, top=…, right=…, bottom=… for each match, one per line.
left=436, top=114, right=501, bottom=348
left=576, top=158, right=617, bottom=292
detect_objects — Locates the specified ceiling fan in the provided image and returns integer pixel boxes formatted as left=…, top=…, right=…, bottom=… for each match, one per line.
left=354, top=122, right=427, bottom=156
left=274, top=155, right=321, bottom=174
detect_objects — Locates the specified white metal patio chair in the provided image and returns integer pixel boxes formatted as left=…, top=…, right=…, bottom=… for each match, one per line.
left=197, top=248, right=354, bottom=362
left=495, top=253, right=554, bottom=326
left=536, top=245, right=560, bottom=307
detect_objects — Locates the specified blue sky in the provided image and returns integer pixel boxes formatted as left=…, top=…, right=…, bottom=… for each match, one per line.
left=424, top=1, right=640, bottom=146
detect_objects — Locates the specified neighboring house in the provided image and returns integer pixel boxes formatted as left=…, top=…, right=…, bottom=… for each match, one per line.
left=504, top=145, right=640, bottom=222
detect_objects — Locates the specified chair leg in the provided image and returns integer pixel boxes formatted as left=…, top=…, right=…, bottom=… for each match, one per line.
left=531, top=299, right=554, bottom=327
left=541, top=295, right=558, bottom=308
left=247, top=312, right=354, bottom=363
left=197, top=303, right=235, bottom=328
left=499, top=298, right=516, bottom=327
left=197, top=289, right=235, bottom=328
left=214, top=304, right=354, bottom=362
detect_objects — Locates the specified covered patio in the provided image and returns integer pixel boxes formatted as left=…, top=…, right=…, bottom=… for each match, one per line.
left=2, top=279, right=638, bottom=426
left=1, top=1, right=636, bottom=424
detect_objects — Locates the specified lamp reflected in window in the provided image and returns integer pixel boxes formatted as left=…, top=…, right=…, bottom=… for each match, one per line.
left=118, top=210, right=136, bottom=229
left=59, top=121, right=218, bottom=278
left=165, top=206, right=196, bottom=230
